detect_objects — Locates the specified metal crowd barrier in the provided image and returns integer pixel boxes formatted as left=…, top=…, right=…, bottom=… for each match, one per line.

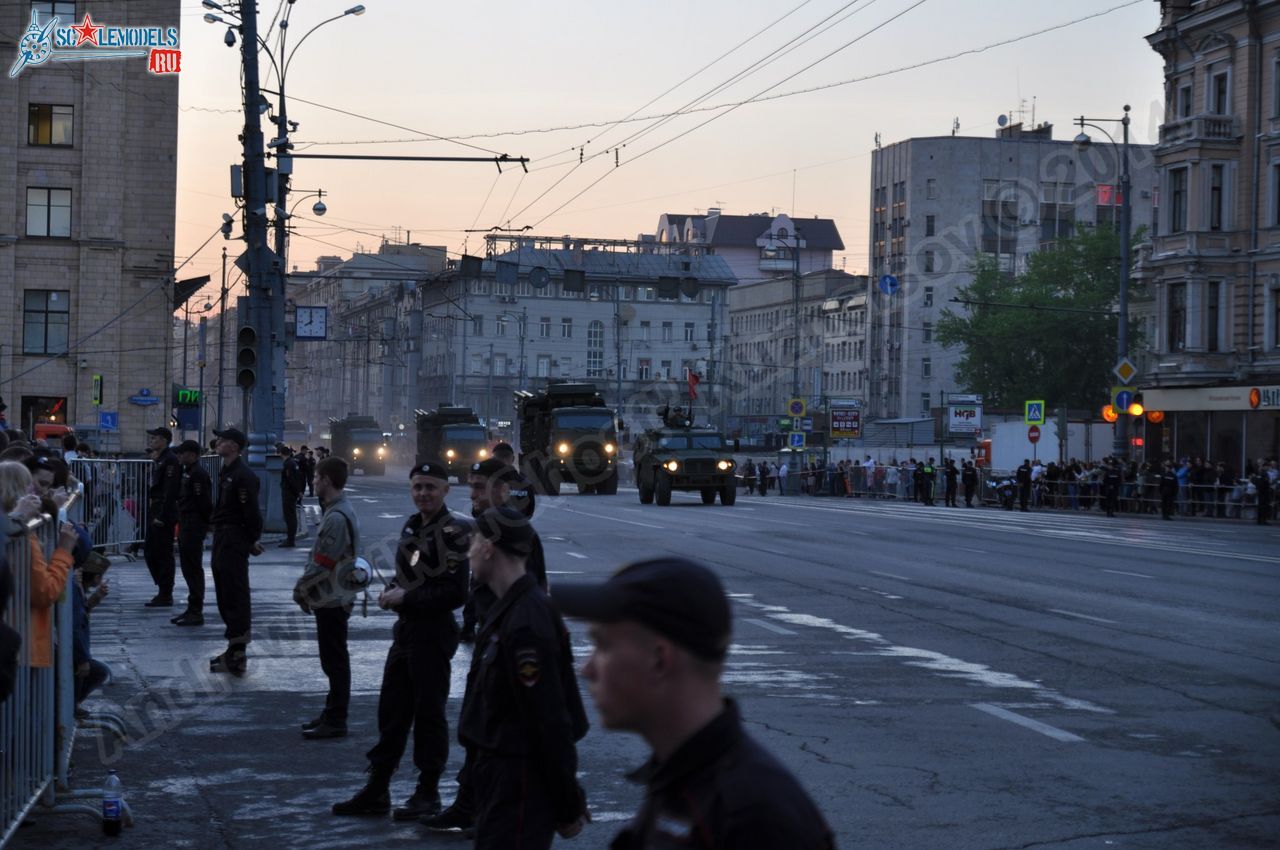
left=2, top=485, right=132, bottom=848
left=69, top=459, right=151, bottom=556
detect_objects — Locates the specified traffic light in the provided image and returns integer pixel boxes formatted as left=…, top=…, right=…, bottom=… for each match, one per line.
left=1101, top=404, right=1118, bottom=423
left=237, top=325, right=258, bottom=389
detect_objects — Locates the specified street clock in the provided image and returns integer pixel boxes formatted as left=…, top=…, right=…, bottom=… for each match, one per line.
left=295, top=305, right=328, bottom=340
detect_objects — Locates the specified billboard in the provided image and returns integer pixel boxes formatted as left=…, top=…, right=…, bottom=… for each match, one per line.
left=830, top=407, right=862, bottom=439
left=948, top=404, right=982, bottom=434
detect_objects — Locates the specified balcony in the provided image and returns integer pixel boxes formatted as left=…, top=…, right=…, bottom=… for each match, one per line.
left=1158, top=113, right=1239, bottom=148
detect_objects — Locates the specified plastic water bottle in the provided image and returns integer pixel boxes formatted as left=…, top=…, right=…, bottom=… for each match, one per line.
left=102, top=770, right=123, bottom=836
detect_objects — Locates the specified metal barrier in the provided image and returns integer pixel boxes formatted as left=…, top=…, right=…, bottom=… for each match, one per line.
left=2, top=485, right=132, bottom=847
left=69, top=459, right=151, bottom=556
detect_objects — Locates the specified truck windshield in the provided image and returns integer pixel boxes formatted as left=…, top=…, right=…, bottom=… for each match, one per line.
left=690, top=434, right=725, bottom=450
left=349, top=429, right=383, bottom=443
left=553, top=411, right=614, bottom=431
left=445, top=425, right=486, bottom=442
left=657, top=436, right=688, bottom=449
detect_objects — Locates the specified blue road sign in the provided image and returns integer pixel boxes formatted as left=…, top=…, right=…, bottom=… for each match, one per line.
left=878, top=274, right=900, bottom=296
left=788, top=431, right=806, bottom=449
left=99, top=411, right=119, bottom=432
left=1024, top=400, right=1046, bottom=425
left=1115, top=390, right=1134, bottom=410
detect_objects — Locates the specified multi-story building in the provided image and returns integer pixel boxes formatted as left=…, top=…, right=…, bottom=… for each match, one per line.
left=1138, top=0, right=1280, bottom=469
left=0, top=1, right=179, bottom=451
left=726, top=270, right=867, bottom=441
left=417, top=234, right=735, bottom=443
left=868, top=122, right=1158, bottom=421
left=655, top=208, right=844, bottom=285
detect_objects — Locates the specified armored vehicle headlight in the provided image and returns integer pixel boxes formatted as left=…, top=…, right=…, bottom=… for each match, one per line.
left=446, top=449, right=456, bottom=459
left=558, top=442, right=571, bottom=455
left=717, top=460, right=732, bottom=471
left=377, top=446, right=386, bottom=457
left=604, top=443, right=615, bottom=454
left=479, top=448, right=489, bottom=459
left=665, top=460, right=679, bottom=472
left=353, top=447, right=361, bottom=456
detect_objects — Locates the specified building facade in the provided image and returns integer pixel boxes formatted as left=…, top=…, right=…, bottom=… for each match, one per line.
left=655, top=209, right=844, bottom=285
left=0, top=0, right=179, bottom=452
left=1138, top=0, right=1280, bottom=468
left=868, top=123, right=1158, bottom=421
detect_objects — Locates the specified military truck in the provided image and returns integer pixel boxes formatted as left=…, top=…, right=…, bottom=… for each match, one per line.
left=415, top=405, right=490, bottom=481
left=633, top=405, right=737, bottom=506
left=328, top=414, right=388, bottom=475
left=515, top=381, right=619, bottom=496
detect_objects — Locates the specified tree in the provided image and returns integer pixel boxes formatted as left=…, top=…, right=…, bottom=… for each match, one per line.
left=935, top=227, right=1142, bottom=411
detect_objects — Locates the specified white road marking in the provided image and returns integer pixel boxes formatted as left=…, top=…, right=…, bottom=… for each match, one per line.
left=957, top=547, right=988, bottom=554
left=1101, top=568, right=1154, bottom=579
left=561, top=508, right=664, bottom=529
left=869, top=571, right=911, bottom=582
left=971, top=703, right=1086, bottom=743
left=547, top=570, right=584, bottom=575
left=742, top=617, right=798, bottom=635
left=1048, top=608, right=1119, bottom=625
left=566, top=551, right=588, bottom=560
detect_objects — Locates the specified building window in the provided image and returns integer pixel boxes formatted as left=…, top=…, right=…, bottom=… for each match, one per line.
left=1169, top=168, right=1188, bottom=233
left=516, top=281, right=532, bottom=297
left=1178, top=80, right=1193, bottom=118
left=925, top=215, right=936, bottom=237
left=639, top=321, right=650, bottom=341
left=561, top=318, right=573, bottom=338
left=26, top=187, right=71, bottom=238
left=637, top=359, right=651, bottom=381
left=472, top=315, right=483, bottom=337
left=641, top=287, right=656, bottom=301
left=496, top=317, right=508, bottom=336
left=661, top=321, right=673, bottom=342
left=920, top=393, right=931, bottom=415
left=539, top=316, right=551, bottom=338
left=587, top=350, right=603, bottom=377
left=32, top=2, right=75, bottom=21
left=587, top=319, right=605, bottom=356
left=922, top=321, right=933, bottom=343
left=1210, top=69, right=1230, bottom=115
left=471, top=353, right=483, bottom=374
left=494, top=353, right=508, bottom=376
left=660, top=360, right=672, bottom=380
left=23, top=289, right=70, bottom=355
left=926, top=179, right=938, bottom=199
left=923, top=251, right=935, bottom=273
left=1209, top=164, right=1225, bottom=231
left=28, top=104, right=72, bottom=146
left=536, top=355, right=551, bottom=377
left=922, top=357, right=932, bottom=378
left=683, top=321, right=695, bottom=342
left=1207, top=281, right=1221, bottom=352
left=1168, top=283, right=1186, bottom=352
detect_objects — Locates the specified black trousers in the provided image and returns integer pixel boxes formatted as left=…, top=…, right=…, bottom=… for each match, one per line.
left=211, top=529, right=252, bottom=646
left=283, top=488, right=300, bottom=544
left=176, top=520, right=207, bottom=612
left=366, top=622, right=458, bottom=789
left=963, top=483, right=976, bottom=506
left=1019, top=485, right=1030, bottom=511
left=1103, top=490, right=1119, bottom=517
left=465, top=581, right=497, bottom=634
left=144, top=521, right=176, bottom=595
left=945, top=484, right=957, bottom=506
left=1161, top=493, right=1176, bottom=519
left=472, top=754, right=556, bottom=850
left=315, top=607, right=351, bottom=724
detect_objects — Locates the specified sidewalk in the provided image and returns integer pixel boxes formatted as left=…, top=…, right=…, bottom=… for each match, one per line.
left=14, top=545, right=475, bottom=849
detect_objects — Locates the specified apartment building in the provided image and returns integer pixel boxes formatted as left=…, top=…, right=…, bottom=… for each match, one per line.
left=655, top=208, right=844, bottom=285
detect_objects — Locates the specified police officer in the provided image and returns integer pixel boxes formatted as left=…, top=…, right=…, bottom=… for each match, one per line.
left=556, top=558, right=835, bottom=849
left=209, top=428, right=264, bottom=674
left=454, top=506, right=589, bottom=849
left=143, top=426, right=182, bottom=607
left=490, top=442, right=536, bottom=520
left=1159, top=460, right=1179, bottom=520
left=299, top=445, right=316, bottom=497
left=1250, top=461, right=1272, bottom=526
left=1016, top=459, right=1033, bottom=512
left=333, top=461, right=470, bottom=821
left=279, top=443, right=303, bottom=548
left=171, top=440, right=212, bottom=627
left=961, top=460, right=978, bottom=507
left=1101, top=458, right=1122, bottom=518
left=943, top=459, right=959, bottom=507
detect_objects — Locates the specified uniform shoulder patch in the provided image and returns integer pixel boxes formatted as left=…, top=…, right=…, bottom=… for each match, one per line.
left=515, top=646, right=540, bottom=687
left=238, top=487, right=249, bottom=504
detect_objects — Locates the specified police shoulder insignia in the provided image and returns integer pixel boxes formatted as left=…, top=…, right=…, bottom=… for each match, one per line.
left=515, top=647, right=540, bottom=687
left=238, top=488, right=249, bottom=504
left=193, top=483, right=202, bottom=495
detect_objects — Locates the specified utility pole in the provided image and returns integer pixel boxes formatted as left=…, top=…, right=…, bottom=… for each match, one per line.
left=217, top=246, right=228, bottom=432
left=791, top=228, right=802, bottom=400
left=614, top=280, right=623, bottom=414
left=197, top=317, right=207, bottom=438
left=487, top=343, right=495, bottom=425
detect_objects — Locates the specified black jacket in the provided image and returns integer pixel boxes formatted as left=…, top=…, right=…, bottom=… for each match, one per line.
left=282, top=455, right=305, bottom=493
left=611, top=700, right=834, bottom=850
left=392, top=507, right=471, bottom=633
left=211, top=456, right=263, bottom=541
left=178, top=461, right=214, bottom=524
left=458, top=573, right=588, bottom=825
left=149, top=448, right=182, bottom=526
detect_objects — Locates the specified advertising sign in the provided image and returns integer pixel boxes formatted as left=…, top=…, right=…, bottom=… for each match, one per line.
left=830, top=407, right=862, bottom=439
left=948, top=404, right=982, bottom=434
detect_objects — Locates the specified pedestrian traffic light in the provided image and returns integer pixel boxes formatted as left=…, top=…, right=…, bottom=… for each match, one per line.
left=237, top=325, right=258, bottom=389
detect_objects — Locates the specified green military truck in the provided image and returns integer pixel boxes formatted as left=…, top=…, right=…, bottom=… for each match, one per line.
left=633, top=405, right=737, bottom=506
left=415, top=405, right=490, bottom=481
left=328, top=414, right=388, bottom=476
left=515, top=381, right=619, bottom=496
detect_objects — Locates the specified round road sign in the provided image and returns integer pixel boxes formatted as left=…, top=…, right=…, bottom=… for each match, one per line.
left=1028, top=425, right=1041, bottom=444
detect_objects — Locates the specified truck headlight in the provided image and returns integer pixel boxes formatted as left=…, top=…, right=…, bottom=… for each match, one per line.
left=665, top=460, right=679, bottom=472
left=377, top=447, right=386, bottom=457
left=353, top=447, right=361, bottom=456
left=479, top=448, right=489, bottom=459
left=558, top=443, right=570, bottom=455
left=446, top=449, right=456, bottom=459
left=604, top=443, right=615, bottom=454
left=717, top=460, right=732, bottom=471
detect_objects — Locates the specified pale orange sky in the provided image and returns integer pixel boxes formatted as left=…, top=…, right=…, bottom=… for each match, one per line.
left=173, top=0, right=1165, bottom=304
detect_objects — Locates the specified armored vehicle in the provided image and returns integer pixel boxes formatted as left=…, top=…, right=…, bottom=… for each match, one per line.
left=633, top=406, right=736, bottom=506
left=515, top=381, right=619, bottom=496
left=329, top=414, right=388, bottom=475
left=415, top=406, right=489, bottom=480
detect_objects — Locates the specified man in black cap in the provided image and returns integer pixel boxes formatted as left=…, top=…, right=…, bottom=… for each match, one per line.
left=143, top=427, right=182, bottom=607
left=209, top=428, right=264, bottom=674
left=332, top=461, right=471, bottom=821
left=279, top=443, right=304, bottom=548
left=489, top=442, right=536, bottom=520
left=171, top=440, right=213, bottom=626
left=555, top=558, right=836, bottom=850
left=449, top=506, right=588, bottom=848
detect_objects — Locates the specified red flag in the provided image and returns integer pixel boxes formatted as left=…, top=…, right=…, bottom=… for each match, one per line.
left=687, top=370, right=701, bottom=401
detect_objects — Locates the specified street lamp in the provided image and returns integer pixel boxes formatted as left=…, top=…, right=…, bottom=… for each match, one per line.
left=764, top=227, right=803, bottom=402
left=496, top=308, right=528, bottom=391
left=1074, top=104, right=1133, bottom=460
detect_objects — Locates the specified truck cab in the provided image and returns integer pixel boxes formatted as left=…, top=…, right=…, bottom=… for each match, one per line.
left=415, top=406, right=490, bottom=481
left=329, top=415, right=388, bottom=475
left=515, top=382, right=619, bottom=496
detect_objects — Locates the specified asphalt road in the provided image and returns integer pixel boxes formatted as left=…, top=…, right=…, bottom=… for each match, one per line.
left=20, top=466, right=1280, bottom=849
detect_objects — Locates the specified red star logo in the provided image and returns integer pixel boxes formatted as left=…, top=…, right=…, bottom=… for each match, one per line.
left=71, top=13, right=103, bottom=47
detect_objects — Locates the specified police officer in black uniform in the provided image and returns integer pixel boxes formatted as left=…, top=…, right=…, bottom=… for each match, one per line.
left=143, top=426, right=182, bottom=607
left=171, top=440, right=212, bottom=626
left=943, top=459, right=959, bottom=507
left=279, top=443, right=304, bottom=548
left=333, top=461, right=470, bottom=821
left=961, top=461, right=978, bottom=507
left=1101, top=458, right=1122, bottom=518
left=1251, top=461, right=1272, bottom=525
left=1159, top=460, right=1179, bottom=520
left=490, top=442, right=536, bottom=519
left=1016, top=459, right=1033, bottom=512
left=454, top=506, right=589, bottom=849
left=209, top=428, right=263, bottom=674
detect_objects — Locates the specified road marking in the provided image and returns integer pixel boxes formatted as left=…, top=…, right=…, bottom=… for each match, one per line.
left=869, top=570, right=911, bottom=582
left=566, top=551, right=588, bottom=560
left=547, top=570, right=584, bottom=575
left=1048, top=608, right=1118, bottom=625
left=561, top=508, right=664, bottom=529
left=957, top=547, right=988, bottom=554
left=971, top=703, right=1085, bottom=743
left=1101, top=568, right=1153, bottom=579
left=742, top=618, right=798, bottom=635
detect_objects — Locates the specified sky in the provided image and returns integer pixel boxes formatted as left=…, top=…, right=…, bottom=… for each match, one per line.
left=172, top=0, right=1167, bottom=305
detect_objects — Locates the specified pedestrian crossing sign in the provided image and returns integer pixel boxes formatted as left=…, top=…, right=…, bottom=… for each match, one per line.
left=1024, top=400, right=1046, bottom=425
left=788, top=432, right=806, bottom=449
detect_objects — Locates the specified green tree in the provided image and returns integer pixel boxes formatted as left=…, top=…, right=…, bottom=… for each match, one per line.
left=935, top=227, right=1142, bottom=411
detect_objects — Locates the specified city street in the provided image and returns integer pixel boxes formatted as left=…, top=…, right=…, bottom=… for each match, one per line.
left=20, top=467, right=1280, bottom=849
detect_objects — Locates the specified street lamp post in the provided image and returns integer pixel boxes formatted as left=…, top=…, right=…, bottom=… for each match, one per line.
left=1075, top=104, right=1132, bottom=460
left=497, top=307, right=528, bottom=391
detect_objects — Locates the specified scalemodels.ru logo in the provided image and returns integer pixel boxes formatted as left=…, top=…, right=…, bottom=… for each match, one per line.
left=9, top=10, right=181, bottom=78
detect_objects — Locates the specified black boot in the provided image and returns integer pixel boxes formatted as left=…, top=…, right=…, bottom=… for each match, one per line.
left=332, top=768, right=392, bottom=816
left=393, top=785, right=441, bottom=821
